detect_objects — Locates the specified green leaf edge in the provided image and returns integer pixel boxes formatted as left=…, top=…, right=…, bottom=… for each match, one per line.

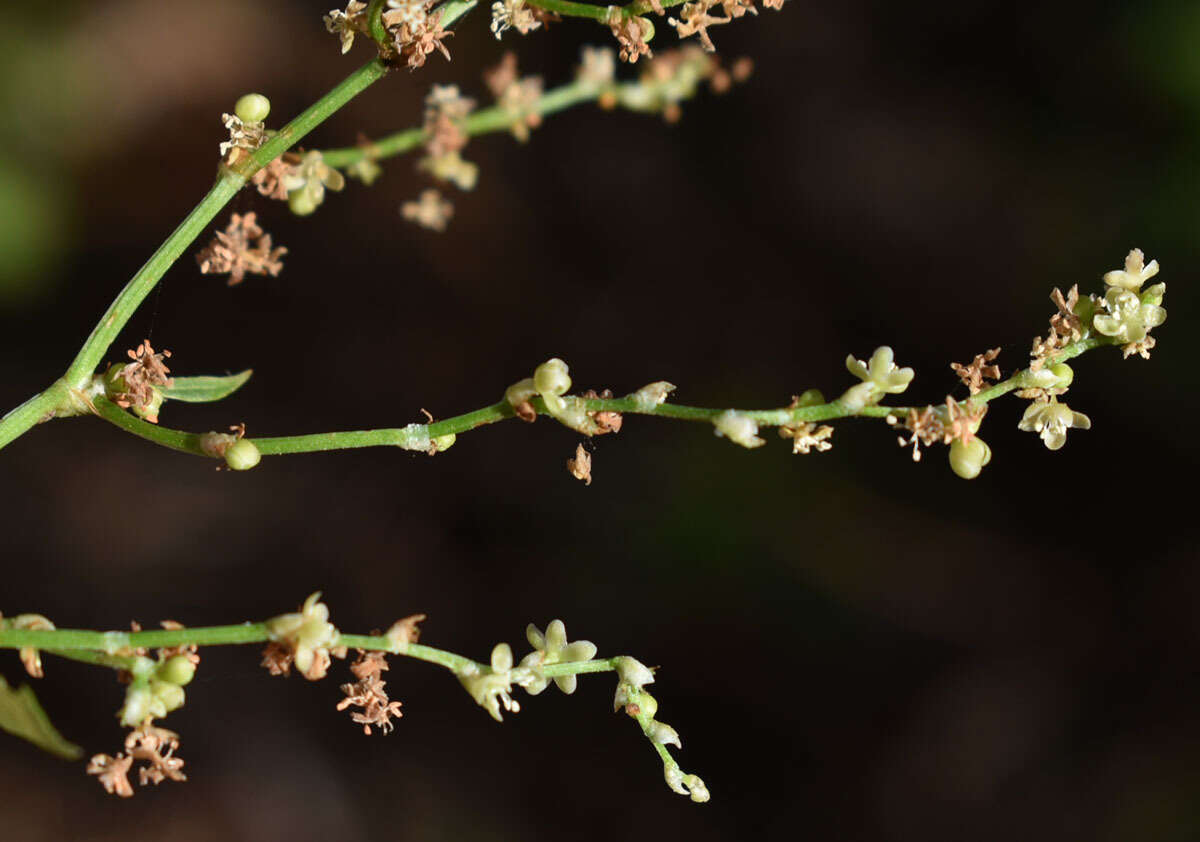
left=163, top=369, right=253, bottom=403
left=0, top=675, right=84, bottom=761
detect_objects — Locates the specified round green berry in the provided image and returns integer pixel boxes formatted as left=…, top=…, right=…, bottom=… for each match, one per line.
left=533, top=358, right=571, bottom=397
left=150, top=680, right=186, bottom=713
left=224, top=438, right=261, bottom=471
left=235, top=93, right=271, bottom=124
left=157, top=655, right=196, bottom=687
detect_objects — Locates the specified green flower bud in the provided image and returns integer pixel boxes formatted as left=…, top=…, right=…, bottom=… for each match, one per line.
left=431, top=433, right=456, bottom=452
left=102, top=362, right=127, bottom=398
left=157, top=655, right=196, bottom=687
left=793, top=388, right=825, bottom=408
left=636, top=16, right=655, bottom=42
left=224, top=438, right=261, bottom=471
left=150, top=680, right=186, bottom=713
left=1047, top=362, right=1073, bottom=389
left=533, top=358, right=571, bottom=397
left=234, top=93, right=271, bottom=124
left=948, top=436, right=991, bottom=480
left=288, top=189, right=319, bottom=216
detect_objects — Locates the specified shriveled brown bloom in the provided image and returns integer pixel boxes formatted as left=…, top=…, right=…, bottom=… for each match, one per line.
left=196, top=212, right=287, bottom=287
left=580, top=389, right=623, bottom=434
left=890, top=405, right=944, bottom=462
left=950, top=347, right=1001, bottom=395
left=87, top=753, right=134, bottom=798
left=260, top=640, right=295, bottom=677
left=609, top=10, right=653, bottom=63
left=942, top=397, right=986, bottom=446
left=395, top=8, right=453, bottom=70
left=88, top=724, right=187, bottom=797
left=127, top=725, right=187, bottom=786
left=114, top=340, right=173, bottom=422
left=567, top=443, right=593, bottom=485
left=668, top=0, right=730, bottom=52
left=250, top=154, right=300, bottom=201
left=338, top=651, right=404, bottom=735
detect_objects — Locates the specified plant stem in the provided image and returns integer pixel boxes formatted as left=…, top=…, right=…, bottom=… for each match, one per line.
left=0, top=624, right=620, bottom=679
left=84, top=336, right=1115, bottom=460
left=322, top=81, right=608, bottom=169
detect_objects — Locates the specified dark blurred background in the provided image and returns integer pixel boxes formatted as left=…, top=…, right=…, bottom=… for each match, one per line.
left=1, top=1, right=1197, bottom=839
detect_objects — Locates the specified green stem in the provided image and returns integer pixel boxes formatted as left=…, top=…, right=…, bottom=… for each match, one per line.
left=322, top=80, right=602, bottom=169
left=1, top=624, right=620, bottom=680
left=86, top=337, right=1116, bottom=460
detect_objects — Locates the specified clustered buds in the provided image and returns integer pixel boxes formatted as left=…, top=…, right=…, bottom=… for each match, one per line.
left=612, top=656, right=709, bottom=803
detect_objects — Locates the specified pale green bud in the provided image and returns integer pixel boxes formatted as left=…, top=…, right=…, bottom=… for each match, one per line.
left=533, top=358, right=571, bottom=397
left=649, top=721, right=682, bottom=748
left=224, top=438, right=261, bottom=471
left=713, top=410, right=765, bottom=449
left=288, top=189, right=319, bottom=216
left=234, top=93, right=271, bottom=124
left=948, top=436, right=991, bottom=480
left=151, top=680, right=186, bottom=713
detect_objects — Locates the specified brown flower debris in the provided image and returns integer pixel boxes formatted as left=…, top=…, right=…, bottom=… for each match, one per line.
left=1030, top=285, right=1084, bottom=370
left=337, top=651, right=404, bottom=735
left=391, top=5, right=453, bottom=70
left=402, top=189, right=454, bottom=232
left=950, top=347, right=1001, bottom=395
left=567, top=444, right=593, bottom=485
left=889, top=405, right=943, bottom=462
left=196, top=212, right=287, bottom=286
left=609, top=10, right=653, bottom=63
left=580, top=389, right=623, bottom=434
left=668, top=1, right=731, bottom=53
left=250, top=154, right=300, bottom=201
left=87, top=753, right=134, bottom=798
left=260, top=640, right=295, bottom=677
left=942, top=397, right=986, bottom=446
left=113, top=340, right=173, bottom=422
left=88, top=724, right=187, bottom=797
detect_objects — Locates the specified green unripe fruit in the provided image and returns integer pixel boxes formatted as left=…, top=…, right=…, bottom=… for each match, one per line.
left=157, top=655, right=196, bottom=687
left=235, top=93, right=271, bottom=124
left=102, top=362, right=127, bottom=398
left=132, top=388, right=165, bottom=422
left=288, top=189, right=318, bottom=216
left=224, top=438, right=261, bottom=471
left=533, top=358, right=571, bottom=397
left=949, top=436, right=992, bottom=480
left=793, top=388, right=825, bottom=408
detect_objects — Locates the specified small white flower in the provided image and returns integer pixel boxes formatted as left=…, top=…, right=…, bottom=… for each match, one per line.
left=1102, top=248, right=1159, bottom=292
left=520, top=620, right=598, bottom=695
left=1017, top=398, right=1091, bottom=451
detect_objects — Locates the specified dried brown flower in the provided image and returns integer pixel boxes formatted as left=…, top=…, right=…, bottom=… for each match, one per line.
left=196, top=212, right=287, bottom=287
left=250, top=154, right=300, bottom=201
left=338, top=651, right=404, bottom=735
left=567, top=444, right=593, bottom=485
left=942, top=397, right=986, bottom=446
left=112, top=340, right=173, bottom=422
left=1049, top=285, right=1083, bottom=342
left=87, top=753, right=134, bottom=797
left=396, top=8, right=453, bottom=70
left=126, top=725, right=187, bottom=786
left=260, top=640, right=295, bottom=677
left=668, top=0, right=730, bottom=53
left=950, top=347, right=1001, bottom=395
left=890, top=405, right=943, bottom=462
left=609, top=10, right=653, bottom=63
